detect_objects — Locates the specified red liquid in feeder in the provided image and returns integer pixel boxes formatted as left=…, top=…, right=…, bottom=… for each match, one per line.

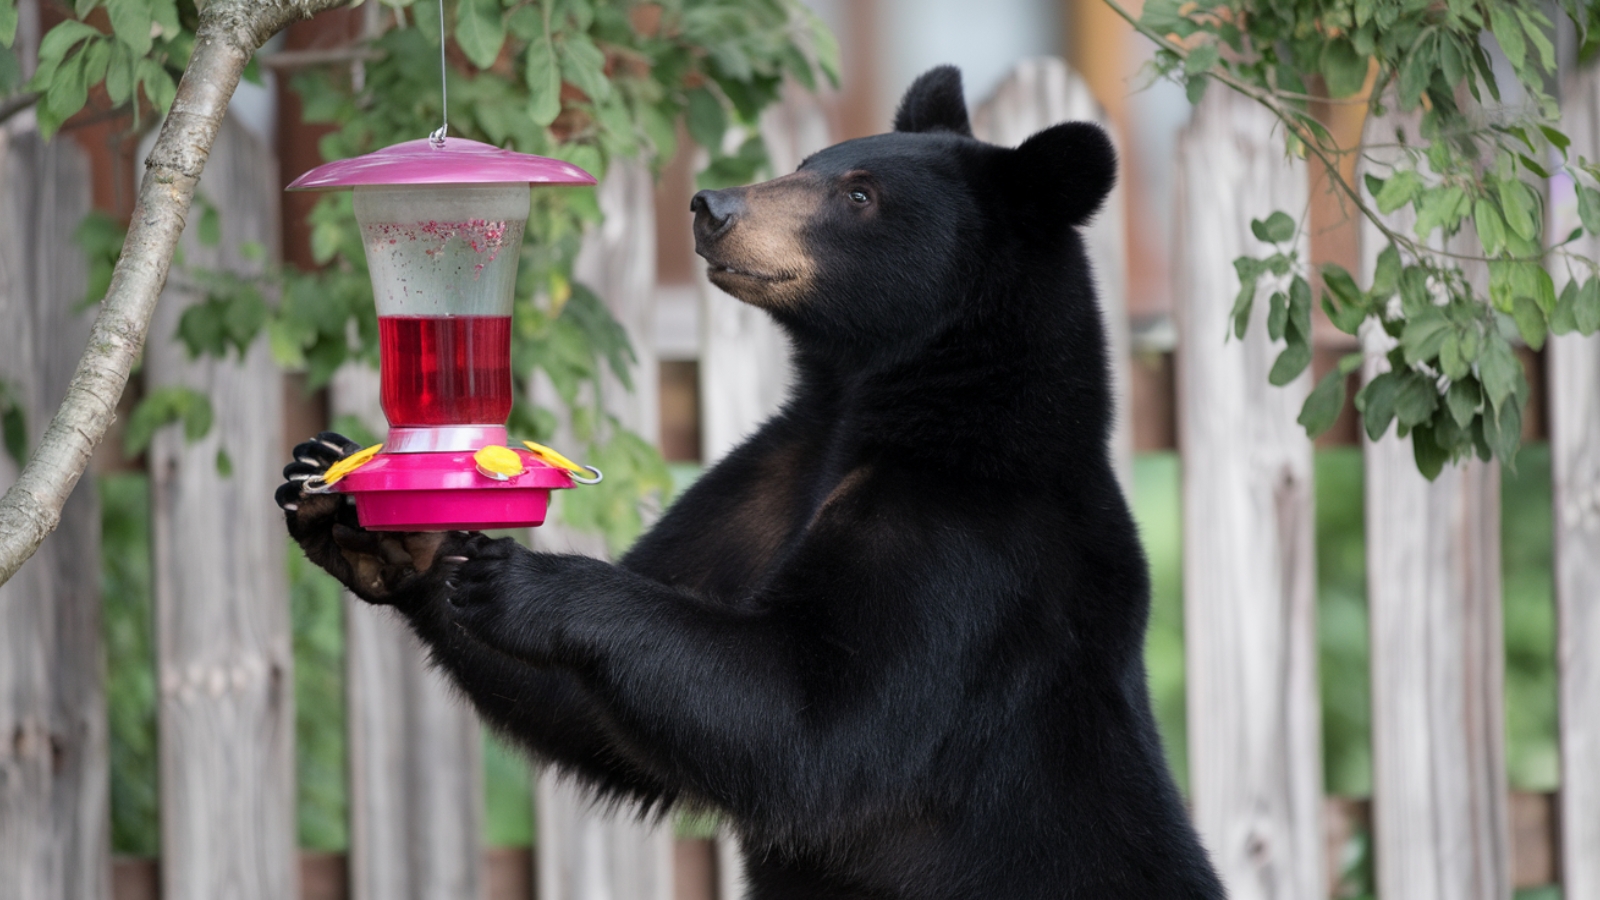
left=379, top=315, right=513, bottom=427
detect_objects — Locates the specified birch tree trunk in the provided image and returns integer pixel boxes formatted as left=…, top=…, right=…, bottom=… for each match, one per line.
left=0, top=115, right=110, bottom=900
left=0, top=0, right=348, bottom=586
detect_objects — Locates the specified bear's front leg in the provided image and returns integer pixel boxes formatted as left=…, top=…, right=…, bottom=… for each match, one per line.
left=277, top=432, right=453, bottom=606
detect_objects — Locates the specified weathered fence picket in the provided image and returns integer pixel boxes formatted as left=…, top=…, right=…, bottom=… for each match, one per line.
left=1358, top=107, right=1510, bottom=900
left=0, top=119, right=109, bottom=900
left=1171, top=89, right=1324, bottom=900
left=537, top=159, right=675, bottom=900
left=328, top=363, right=486, bottom=900
left=14, top=49, right=1600, bottom=900
left=694, top=88, right=827, bottom=463
left=145, top=116, right=297, bottom=900
left=1553, top=64, right=1600, bottom=900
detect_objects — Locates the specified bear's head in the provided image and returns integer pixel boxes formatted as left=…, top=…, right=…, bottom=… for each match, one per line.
left=691, top=65, right=1116, bottom=364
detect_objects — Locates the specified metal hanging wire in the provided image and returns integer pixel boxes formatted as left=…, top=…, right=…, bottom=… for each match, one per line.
left=429, top=0, right=448, bottom=146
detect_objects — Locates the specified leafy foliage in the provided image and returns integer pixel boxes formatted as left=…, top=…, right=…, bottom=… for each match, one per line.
left=40, top=0, right=833, bottom=545
left=2, top=0, right=187, bottom=137
left=1123, top=0, right=1600, bottom=477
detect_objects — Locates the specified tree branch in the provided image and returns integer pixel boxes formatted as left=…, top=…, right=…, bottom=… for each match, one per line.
left=1099, top=0, right=1542, bottom=267
left=0, top=0, right=350, bottom=586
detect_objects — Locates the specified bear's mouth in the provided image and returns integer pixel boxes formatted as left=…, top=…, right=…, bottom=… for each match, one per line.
left=705, top=261, right=795, bottom=284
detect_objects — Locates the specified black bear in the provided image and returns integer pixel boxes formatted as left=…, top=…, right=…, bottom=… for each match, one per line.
left=280, top=66, right=1225, bottom=899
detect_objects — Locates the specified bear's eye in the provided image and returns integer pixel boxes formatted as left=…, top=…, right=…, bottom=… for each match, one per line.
left=848, top=189, right=871, bottom=205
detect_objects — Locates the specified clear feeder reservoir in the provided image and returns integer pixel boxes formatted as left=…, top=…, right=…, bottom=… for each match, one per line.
left=353, top=184, right=529, bottom=430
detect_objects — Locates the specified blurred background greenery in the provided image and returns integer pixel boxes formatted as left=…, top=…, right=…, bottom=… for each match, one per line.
left=101, top=447, right=1560, bottom=895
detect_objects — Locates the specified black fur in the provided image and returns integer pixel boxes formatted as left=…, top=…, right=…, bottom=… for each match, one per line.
left=892, top=65, right=972, bottom=137
left=281, top=66, right=1223, bottom=899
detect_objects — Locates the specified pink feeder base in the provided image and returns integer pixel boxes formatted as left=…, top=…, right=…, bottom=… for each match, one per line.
left=331, top=448, right=575, bottom=531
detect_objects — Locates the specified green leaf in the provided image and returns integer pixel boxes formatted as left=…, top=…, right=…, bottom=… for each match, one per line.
left=1371, top=246, right=1402, bottom=298
left=524, top=11, right=561, bottom=127
left=1393, top=370, right=1439, bottom=428
left=0, top=380, right=26, bottom=467
left=1478, top=333, right=1521, bottom=412
left=0, top=1, right=16, bottom=47
left=1356, top=370, right=1400, bottom=441
left=1489, top=4, right=1526, bottom=72
left=1288, top=275, right=1312, bottom=338
left=136, top=58, right=176, bottom=112
left=1375, top=170, right=1421, bottom=214
left=197, top=203, right=220, bottom=247
left=1483, top=394, right=1523, bottom=467
left=124, top=387, right=214, bottom=456
left=1230, top=257, right=1263, bottom=339
left=1298, top=369, right=1347, bottom=438
left=1511, top=296, right=1547, bottom=350
left=1185, top=72, right=1209, bottom=105
left=1327, top=295, right=1368, bottom=335
left=1533, top=266, right=1557, bottom=313
left=455, top=0, right=505, bottom=70
left=1446, top=378, right=1480, bottom=428
left=1499, top=179, right=1538, bottom=242
left=560, top=32, right=611, bottom=103
left=686, top=87, right=726, bottom=153
left=1439, top=332, right=1467, bottom=380
left=1551, top=277, right=1580, bottom=335
left=106, top=0, right=152, bottom=56
left=1252, top=211, right=1297, bottom=244
left=1267, top=291, right=1287, bottom=341
left=25, top=20, right=100, bottom=90
left=1474, top=198, right=1507, bottom=256
left=1516, top=7, right=1556, bottom=73
left=1518, top=154, right=1551, bottom=179
left=1268, top=337, right=1312, bottom=386
left=1411, top=424, right=1448, bottom=480
left=1438, top=34, right=1466, bottom=86
left=1398, top=37, right=1434, bottom=108
left=105, top=39, right=133, bottom=105
left=1322, top=262, right=1361, bottom=304
left=1577, top=185, right=1600, bottom=235
left=215, top=447, right=233, bottom=478
left=45, top=44, right=91, bottom=124
left=1321, top=37, right=1369, bottom=98
left=1578, top=277, right=1600, bottom=335
left=1400, top=310, right=1450, bottom=365
left=1184, top=42, right=1219, bottom=76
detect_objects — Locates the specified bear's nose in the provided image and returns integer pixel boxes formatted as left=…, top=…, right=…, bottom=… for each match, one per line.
left=691, top=189, right=741, bottom=239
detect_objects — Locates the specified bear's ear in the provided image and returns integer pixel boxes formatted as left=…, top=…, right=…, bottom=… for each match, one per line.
left=893, top=66, right=972, bottom=136
left=1008, top=121, right=1117, bottom=226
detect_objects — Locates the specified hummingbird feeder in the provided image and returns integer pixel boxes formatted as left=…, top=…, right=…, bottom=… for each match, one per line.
left=287, top=137, right=600, bottom=531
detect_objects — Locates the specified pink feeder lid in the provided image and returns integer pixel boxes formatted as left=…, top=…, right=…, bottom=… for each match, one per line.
left=286, top=137, right=597, bottom=191
left=332, top=448, right=576, bottom=532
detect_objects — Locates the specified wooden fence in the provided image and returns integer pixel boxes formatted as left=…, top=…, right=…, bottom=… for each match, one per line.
left=1, top=54, right=1598, bottom=900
